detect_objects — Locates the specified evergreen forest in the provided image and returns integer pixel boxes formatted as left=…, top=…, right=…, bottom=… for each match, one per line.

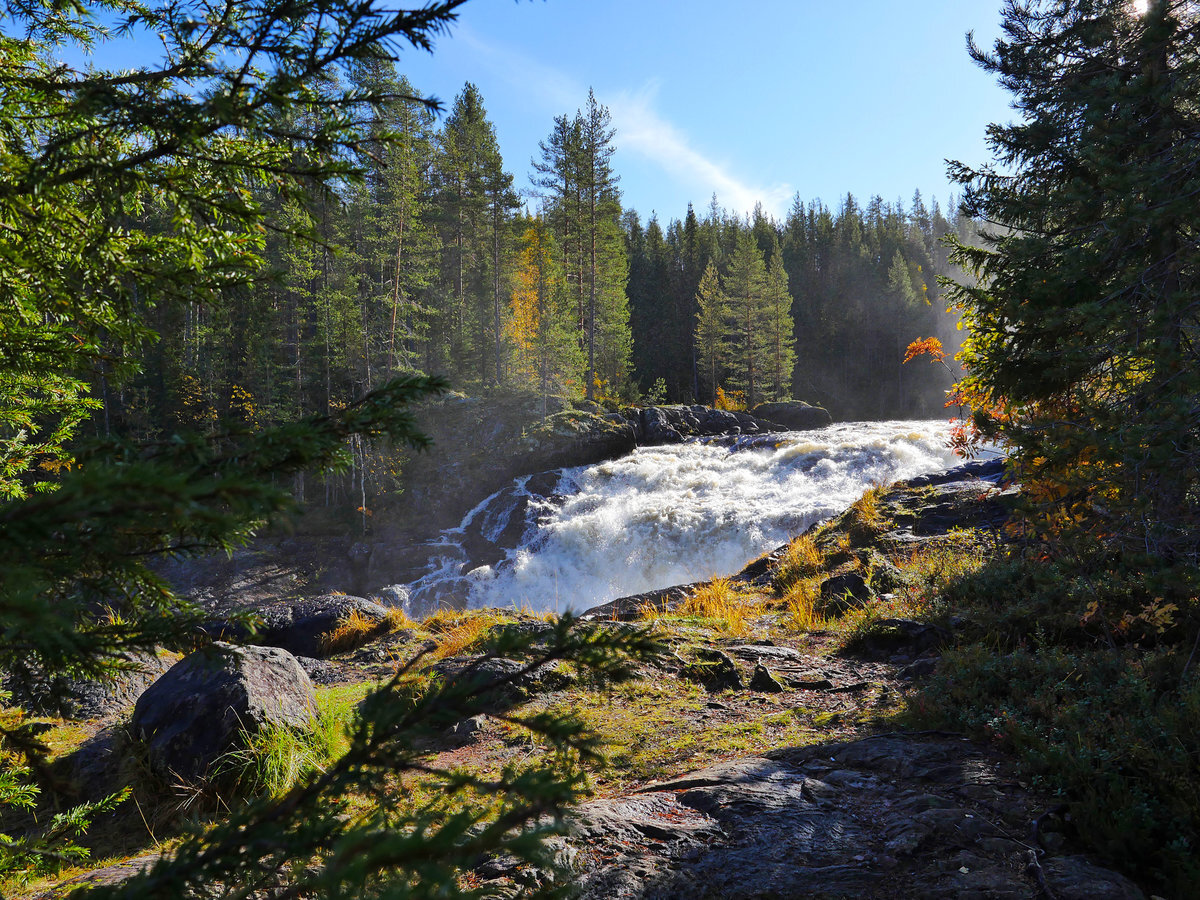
left=4, top=1, right=1200, bottom=898
left=103, top=62, right=972, bottom=502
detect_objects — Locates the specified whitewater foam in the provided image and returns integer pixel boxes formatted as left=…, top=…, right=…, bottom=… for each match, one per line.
left=404, top=420, right=957, bottom=615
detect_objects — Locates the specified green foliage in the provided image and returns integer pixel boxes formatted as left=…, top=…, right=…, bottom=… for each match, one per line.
left=900, top=543, right=1200, bottom=894
left=922, top=641, right=1200, bottom=892
left=0, top=2, right=668, bottom=896
left=946, top=0, right=1200, bottom=559
left=80, top=618, right=663, bottom=900
left=0, top=691, right=131, bottom=887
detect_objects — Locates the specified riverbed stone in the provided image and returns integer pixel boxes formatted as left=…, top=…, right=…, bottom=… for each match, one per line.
left=132, top=642, right=317, bottom=781
left=818, top=571, right=873, bottom=615
left=256, top=593, right=390, bottom=658
left=749, top=400, right=833, bottom=431
left=680, top=648, right=743, bottom=691
left=748, top=663, right=786, bottom=693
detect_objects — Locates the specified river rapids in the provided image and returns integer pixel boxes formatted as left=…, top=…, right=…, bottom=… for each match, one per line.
left=402, top=420, right=958, bottom=615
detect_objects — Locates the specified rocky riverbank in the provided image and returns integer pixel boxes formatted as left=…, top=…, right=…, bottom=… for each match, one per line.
left=20, top=460, right=1149, bottom=899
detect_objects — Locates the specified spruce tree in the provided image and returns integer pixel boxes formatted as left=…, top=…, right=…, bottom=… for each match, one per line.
left=763, top=238, right=796, bottom=402
left=947, top=0, right=1200, bottom=558
left=722, top=231, right=770, bottom=407
left=694, top=260, right=731, bottom=405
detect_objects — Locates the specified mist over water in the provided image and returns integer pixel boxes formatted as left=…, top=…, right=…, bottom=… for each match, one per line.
left=405, top=420, right=957, bottom=615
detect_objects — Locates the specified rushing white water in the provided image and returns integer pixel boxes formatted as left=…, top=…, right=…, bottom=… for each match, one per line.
left=404, top=420, right=958, bottom=615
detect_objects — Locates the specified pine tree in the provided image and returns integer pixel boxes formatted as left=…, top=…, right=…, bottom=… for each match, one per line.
left=694, top=260, right=731, bottom=405
left=578, top=90, right=623, bottom=399
left=762, top=238, right=796, bottom=402
left=947, top=0, right=1200, bottom=557
left=722, top=231, right=771, bottom=407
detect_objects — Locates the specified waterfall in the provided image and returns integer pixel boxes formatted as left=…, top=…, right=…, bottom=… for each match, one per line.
left=403, top=420, right=957, bottom=615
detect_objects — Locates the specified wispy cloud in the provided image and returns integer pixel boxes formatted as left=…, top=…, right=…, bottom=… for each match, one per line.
left=608, top=83, right=793, bottom=220
left=453, top=31, right=791, bottom=219
left=452, top=27, right=581, bottom=111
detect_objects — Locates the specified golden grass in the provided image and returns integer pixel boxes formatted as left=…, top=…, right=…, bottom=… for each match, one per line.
left=423, top=609, right=510, bottom=659
left=383, top=607, right=416, bottom=631
left=846, top=483, right=889, bottom=544
left=781, top=577, right=825, bottom=632
left=320, top=608, right=387, bottom=655
left=772, top=534, right=824, bottom=593
left=677, top=577, right=758, bottom=636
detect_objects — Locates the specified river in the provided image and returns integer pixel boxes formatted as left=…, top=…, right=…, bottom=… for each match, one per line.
left=402, top=420, right=958, bottom=615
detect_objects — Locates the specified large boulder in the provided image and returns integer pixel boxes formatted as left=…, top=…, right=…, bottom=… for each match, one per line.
left=252, top=593, right=390, bottom=658
left=132, top=642, right=317, bottom=781
left=750, top=400, right=832, bottom=431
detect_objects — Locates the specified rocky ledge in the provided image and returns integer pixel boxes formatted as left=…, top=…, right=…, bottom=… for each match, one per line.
left=563, top=734, right=1141, bottom=899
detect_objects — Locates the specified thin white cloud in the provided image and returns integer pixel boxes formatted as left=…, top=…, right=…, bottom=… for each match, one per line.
left=452, top=27, right=582, bottom=111
left=452, top=31, right=791, bottom=219
left=607, top=83, right=793, bottom=220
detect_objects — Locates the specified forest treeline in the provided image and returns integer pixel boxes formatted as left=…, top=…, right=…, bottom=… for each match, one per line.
left=103, top=59, right=974, bottom=495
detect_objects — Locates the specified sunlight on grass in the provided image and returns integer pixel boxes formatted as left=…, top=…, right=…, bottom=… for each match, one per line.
left=676, top=577, right=759, bottom=636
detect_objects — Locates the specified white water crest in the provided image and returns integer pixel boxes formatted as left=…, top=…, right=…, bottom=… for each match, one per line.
left=405, top=420, right=958, bottom=615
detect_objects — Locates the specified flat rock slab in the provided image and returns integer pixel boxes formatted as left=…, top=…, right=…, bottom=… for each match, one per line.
left=562, top=733, right=1143, bottom=900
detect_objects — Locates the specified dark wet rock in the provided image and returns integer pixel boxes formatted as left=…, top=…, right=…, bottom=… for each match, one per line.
left=818, top=571, right=873, bottom=615
left=638, top=405, right=785, bottom=446
left=749, top=400, right=833, bottom=431
left=904, top=457, right=1007, bottom=487
left=578, top=584, right=694, bottom=622
left=642, top=406, right=685, bottom=444
left=560, top=734, right=1141, bottom=899
left=294, top=655, right=342, bottom=685
left=6, top=650, right=177, bottom=720
left=680, top=649, right=743, bottom=692
left=748, top=663, right=785, bottom=693
left=132, top=643, right=316, bottom=782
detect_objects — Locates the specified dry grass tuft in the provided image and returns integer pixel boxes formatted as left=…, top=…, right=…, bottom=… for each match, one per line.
left=772, top=534, right=824, bottom=593
left=320, top=608, right=387, bottom=655
left=383, top=607, right=416, bottom=631
left=846, top=483, right=889, bottom=544
left=781, top=577, right=824, bottom=632
left=677, top=578, right=758, bottom=636
left=423, top=609, right=509, bottom=659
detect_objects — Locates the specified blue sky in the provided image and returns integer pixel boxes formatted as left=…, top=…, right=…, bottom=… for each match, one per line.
left=54, top=0, right=1015, bottom=223
left=395, top=0, right=1014, bottom=222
